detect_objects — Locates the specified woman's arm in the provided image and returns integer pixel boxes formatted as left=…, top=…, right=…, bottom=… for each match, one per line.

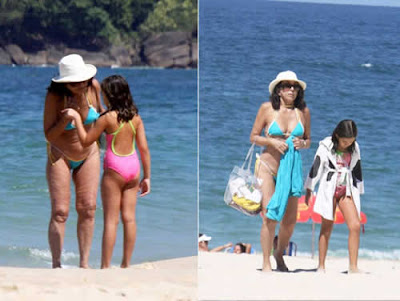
left=250, top=103, right=288, bottom=154
left=293, top=106, right=311, bottom=150
left=135, top=116, right=151, bottom=196
left=210, top=242, right=232, bottom=252
left=92, top=78, right=106, bottom=113
left=302, top=107, right=311, bottom=148
left=244, top=243, right=252, bottom=254
left=250, top=103, right=269, bottom=145
left=43, top=92, right=70, bottom=142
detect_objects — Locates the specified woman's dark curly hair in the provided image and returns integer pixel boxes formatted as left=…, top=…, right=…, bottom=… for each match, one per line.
left=235, top=243, right=246, bottom=253
left=331, top=119, right=358, bottom=153
left=47, top=78, right=93, bottom=96
left=101, top=75, right=138, bottom=123
left=269, top=81, right=306, bottom=110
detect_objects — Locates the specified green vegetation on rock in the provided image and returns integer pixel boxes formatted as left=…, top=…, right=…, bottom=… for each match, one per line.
left=0, top=0, right=197, bottom=51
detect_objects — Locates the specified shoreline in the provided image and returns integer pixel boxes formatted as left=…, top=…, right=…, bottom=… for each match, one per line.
left=0, top=64, right=196, bottom=70
left=199, top=252, right=400, bottom=300
left=0, top=256, right=197, bottom=301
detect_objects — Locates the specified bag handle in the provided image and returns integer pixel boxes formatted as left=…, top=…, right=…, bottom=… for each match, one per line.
left=241, top=142, right=256, bottom=171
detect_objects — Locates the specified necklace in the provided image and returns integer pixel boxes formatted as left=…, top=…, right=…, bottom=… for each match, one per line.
left=284, top=103, right=294, bottom=109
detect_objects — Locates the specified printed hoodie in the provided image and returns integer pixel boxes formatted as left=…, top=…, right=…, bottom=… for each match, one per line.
left=304, top=136, right=364, bottom=220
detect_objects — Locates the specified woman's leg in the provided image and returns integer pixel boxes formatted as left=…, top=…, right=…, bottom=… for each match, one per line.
left=338, top=196, right=361, bottom=272
left=100, top=170, right=123, bottom=268
left=120, top=176, right=140, bottom=268
left=274, top=196, right=299, bottom=271
left=318, top=217, right=334, bottom=271
left=258, top=164, right=277, bottom=271
left=46, top=159, right=71, bottom=268
left=73, top=145, right=100, bottom=268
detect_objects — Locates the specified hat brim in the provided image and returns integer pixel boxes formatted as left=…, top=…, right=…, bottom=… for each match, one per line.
left=198, top=235, right=212, bottom=242
left=268, top=78, right=306, bottom=95
left=52, top=64, right=97, bottom=83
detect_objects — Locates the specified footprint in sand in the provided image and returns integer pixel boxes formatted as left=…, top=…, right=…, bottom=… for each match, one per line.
left=1, top=284, right=18, bottom=292
left=138, top=262, right=156, bottom=270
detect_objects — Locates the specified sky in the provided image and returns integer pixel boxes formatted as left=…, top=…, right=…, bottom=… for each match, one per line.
left=275, top=0, right=400, bottom=7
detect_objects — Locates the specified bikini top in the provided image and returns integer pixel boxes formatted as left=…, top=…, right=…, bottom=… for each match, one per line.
left=106, top=120, right=136, bottom=156
left=64, top=94, right=100, bottom=130
left=267, top=108, right=304, bottom=137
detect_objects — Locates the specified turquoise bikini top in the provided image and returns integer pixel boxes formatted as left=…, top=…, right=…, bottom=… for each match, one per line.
left=267, top=108, right=304, bottom=137
left=64, top=94, right=100, bottom=130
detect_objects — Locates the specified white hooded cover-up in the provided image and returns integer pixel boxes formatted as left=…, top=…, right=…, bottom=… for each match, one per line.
left=304, top=137, right=364, bottom=221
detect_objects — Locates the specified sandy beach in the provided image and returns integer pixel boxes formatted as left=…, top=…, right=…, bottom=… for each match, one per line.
left=0, top=256, right=196, bottom=301
left=199, top=252, right=400, bottom=300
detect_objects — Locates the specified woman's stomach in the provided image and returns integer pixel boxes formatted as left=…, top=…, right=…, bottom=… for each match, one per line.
left=49, top=133, right=98, bottom=161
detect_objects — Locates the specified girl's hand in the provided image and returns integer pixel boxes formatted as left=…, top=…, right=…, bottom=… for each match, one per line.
left=305, top=189, right=313, bottom=206
left=61, top=108, right=80, bottom=120
left=293, top=137, right=306, bottom=150
left=139, top=178, right=151, bottom=197
left=270, top=138, right=288, bottom=154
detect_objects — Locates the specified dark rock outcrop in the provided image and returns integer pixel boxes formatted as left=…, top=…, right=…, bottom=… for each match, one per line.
left=142, top=32, right=194, bottom=68
left=0, top=47, right=12, bottom=64
left=5, top=44, right=26, bottom=64
left=26, top=50, right=47, bottom=65
left=0, top=32, right=197, bottom=68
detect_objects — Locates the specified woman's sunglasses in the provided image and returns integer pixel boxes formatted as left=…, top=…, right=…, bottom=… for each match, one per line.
left=280, top=82, right=301, bottom=91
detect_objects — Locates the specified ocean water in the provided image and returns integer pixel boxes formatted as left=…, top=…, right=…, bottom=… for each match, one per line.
left=0, top=66, right=197, bottom=268
left=199, top=0, right=400, bottom=260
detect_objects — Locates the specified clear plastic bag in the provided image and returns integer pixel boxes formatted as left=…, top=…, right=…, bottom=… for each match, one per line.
left=224, top=143, right=263, bottom=216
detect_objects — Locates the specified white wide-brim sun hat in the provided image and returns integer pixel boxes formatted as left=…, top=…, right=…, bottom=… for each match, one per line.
left=268, top=70, right=306, bottom=95
left=198, top=234, right=212, bottom=243
left=52, top=54, right=97, bottom=83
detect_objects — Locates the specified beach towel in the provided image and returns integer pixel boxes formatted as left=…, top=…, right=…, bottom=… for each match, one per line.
left=266, top=137, right=303, bottom=221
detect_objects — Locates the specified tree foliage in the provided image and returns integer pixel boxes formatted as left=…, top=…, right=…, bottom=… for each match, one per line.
left=0, top=0, right=197, bottom=50
left=140, top=0, right=197, bottom=34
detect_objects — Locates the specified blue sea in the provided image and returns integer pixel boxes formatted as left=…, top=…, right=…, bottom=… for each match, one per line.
left=0, top=66, right=197, bottom=268
left=199, top=0, right=400, bottom=260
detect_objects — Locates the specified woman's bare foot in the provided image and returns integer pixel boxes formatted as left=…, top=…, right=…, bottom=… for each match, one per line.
left=273, top=250, right=289, bottom=272
left=348, top=267, right=364, bottom=274
left=261, top=259, right=273, bottom=272
left=316, top=267, right=326, bottom=273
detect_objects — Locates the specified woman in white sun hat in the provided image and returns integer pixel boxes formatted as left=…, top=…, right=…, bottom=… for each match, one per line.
left=43, top=54, right=104, bottom=268
left=250, top=70, right=311, bottom=272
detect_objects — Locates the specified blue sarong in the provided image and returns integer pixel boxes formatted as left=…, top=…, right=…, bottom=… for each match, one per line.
left=266, top=137, right=303, bottom=221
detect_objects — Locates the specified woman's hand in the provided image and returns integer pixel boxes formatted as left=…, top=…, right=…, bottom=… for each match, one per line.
left=293, top=137, right=306, bottom=150
left=270, top=138, right=288, bottom=154
left=139, top=178, right=151, bottom=197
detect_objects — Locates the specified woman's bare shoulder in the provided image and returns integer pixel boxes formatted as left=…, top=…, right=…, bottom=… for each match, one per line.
left=45, top=91, right=63, bottom=107
left=260, top=101, right=272, bottom=109
left=259, top=101, right=275, bottom=118
left=300, top=106, right=311, bottom=115
left=258, top=101, right=274, bottom=114
left=92, top=78, right=101, bottom=89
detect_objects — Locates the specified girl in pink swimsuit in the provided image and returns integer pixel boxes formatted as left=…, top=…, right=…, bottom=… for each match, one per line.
left=63, top=75, right=151, bottom=269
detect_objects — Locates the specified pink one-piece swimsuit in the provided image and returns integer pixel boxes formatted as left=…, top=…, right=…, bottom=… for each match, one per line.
left=104, top=120, right=140, bottom=182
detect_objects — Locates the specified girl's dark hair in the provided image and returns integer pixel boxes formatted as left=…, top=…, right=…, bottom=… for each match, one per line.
left=47, top=78, right=93, bottom=96
left=101, top=75, right=138, bottom=123
left=236, top=243, right=246, bottom=253
left=332, top=119, right=358, bottom=153
left=269, top=81, right=306, bottom=110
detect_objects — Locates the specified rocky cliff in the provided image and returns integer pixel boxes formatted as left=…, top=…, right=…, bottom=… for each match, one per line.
left=0, top=32, right=197, bottom=69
